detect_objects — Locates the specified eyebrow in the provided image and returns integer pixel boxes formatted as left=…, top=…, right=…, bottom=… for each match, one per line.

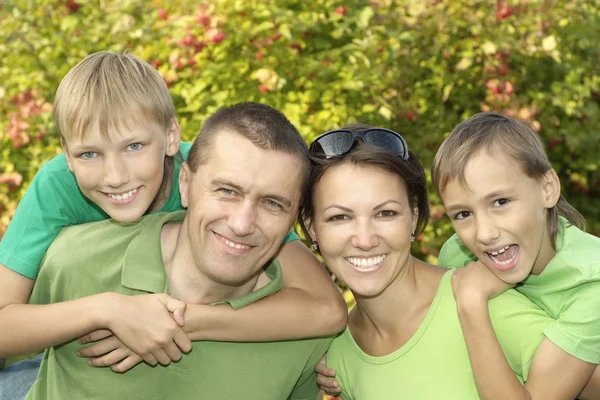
left=374, top=200, right=402, bottom=210
left=211, top=178, right=293, bottom=209
left=323, top=204, right=353, bottom=213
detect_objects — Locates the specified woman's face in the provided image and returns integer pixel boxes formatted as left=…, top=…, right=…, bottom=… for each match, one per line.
left=310, top=163, right=417, bottom=298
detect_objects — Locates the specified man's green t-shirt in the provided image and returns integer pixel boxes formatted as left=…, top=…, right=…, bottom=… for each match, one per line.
left=27, top=211, right=330, bottom=400
left=327, top=270, right=550, bottom=400
left=438, top=217, right=600, bottom=363
left=0, top=143, right=298, bottom=279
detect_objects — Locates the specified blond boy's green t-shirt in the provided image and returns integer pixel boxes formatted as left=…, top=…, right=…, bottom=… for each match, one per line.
left=438, top=217, right=600, bottom=363
left=26, top=211, right=331, bottom=400
left=0, top=142, right=298, bottom=279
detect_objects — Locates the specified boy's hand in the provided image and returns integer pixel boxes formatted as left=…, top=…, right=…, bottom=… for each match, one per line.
left=78, top=330, right=144, bottom=372
left=315, top=355, right=342, bottom=396
left=452, top=260, right=513, bottom=302
left=102, top=293, right=192, bottom=366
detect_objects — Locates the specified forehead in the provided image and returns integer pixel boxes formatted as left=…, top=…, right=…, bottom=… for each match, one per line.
left=315, top=163, right=409, bottom=205
left=200, top=129, right=303, bottom=200
left=63, top=114, right=163, bottom=146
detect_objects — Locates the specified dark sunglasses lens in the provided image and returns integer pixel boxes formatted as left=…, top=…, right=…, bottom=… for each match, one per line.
left=312, top=132, right=355, bottom=157
left=363, top=130, right=408, bottom=158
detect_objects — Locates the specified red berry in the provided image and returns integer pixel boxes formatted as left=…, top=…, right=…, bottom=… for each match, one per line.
left=334, top=6, right=348, bottom=16
left=157, top=9, right=168, bottom=20
left=258, top=85, right=269, bottom=93
left=67, top=0, right=79, bottom=11
left=256, top=51, right=263, bottom=60
left=151, top=60, right=161, bottom=68
left=405, top=112, right=416, bottom=121
left=196, top=14, right=211, bottom=27
left=210, top=30, right=226, bottom=44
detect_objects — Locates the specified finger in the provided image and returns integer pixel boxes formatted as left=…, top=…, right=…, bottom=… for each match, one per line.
left=172, top=309, right=185, bottom=327
left=78, top=329, right=113, bottom=344
left=162, top=341, right=184, bottom=362
left=110, top=354, right=143, bottom=373
left=141, top=353, right=158, bottom=366
left=173, top=330, right=193, bottom=353
left=77, top=336, right=120, bottom=358
left=163, top=297, right=187, bottom=326
left=151, top=348, right=172, bottom=366
left=323, top=387, right=342, bottom=396
left=87, top=348, right=130, bottom=367
left=317, top=376, right=340, bottom=389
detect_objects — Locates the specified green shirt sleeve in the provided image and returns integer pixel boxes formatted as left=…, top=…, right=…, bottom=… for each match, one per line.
left=438, top=233, right=476, bottom=268
left=288, top=337, right=333, bottom=400
left=542, top=279, right=600, bottom=363
left=0, top=155, right=106, bottom=279
left=283, top=229, right=299, bottom=243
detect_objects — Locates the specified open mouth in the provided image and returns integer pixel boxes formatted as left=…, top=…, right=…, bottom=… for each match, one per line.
left=485, top=244, right=519, bottom=271
left=214, top=232, right=253, bottom=253
left=345, top=254, right=387, bottom=272
left=104, top=187, right=139, bottom=204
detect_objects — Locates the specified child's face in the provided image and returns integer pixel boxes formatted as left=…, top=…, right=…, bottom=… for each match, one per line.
left=63, top=117, right=180, bottom=222
left=441, top=150, right=558, bottom=284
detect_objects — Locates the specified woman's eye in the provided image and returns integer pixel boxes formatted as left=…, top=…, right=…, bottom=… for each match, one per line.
left=377, top=210, right=397, bottom=218
left=453, top=211, right=471, bottom=220
left=127, top=143, right=143, bottom=151
left=80, top=152, right=97, bottom=160
left=327, top=215, right=349, bottom=222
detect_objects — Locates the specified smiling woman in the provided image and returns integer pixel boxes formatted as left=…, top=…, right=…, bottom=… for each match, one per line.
left=299, top=125, right=563, bottom=399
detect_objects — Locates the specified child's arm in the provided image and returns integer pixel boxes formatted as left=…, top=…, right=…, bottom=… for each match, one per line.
left=183, top=240, right=348, bottom=341
left=453, top=262, right=598, bottom=399
left=0, top=263, right=192, bottom=363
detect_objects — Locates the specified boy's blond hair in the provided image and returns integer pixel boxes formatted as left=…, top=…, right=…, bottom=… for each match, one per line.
left=432, top=111, right=585, bottom=247
left=52, top=51, right=179, bottom=201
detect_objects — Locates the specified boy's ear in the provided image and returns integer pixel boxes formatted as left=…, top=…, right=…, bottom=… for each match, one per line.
left=165, top=118, right=181, bottom=157
left=542, top=169, right=561, bottom=208
left=60, top=137, right=74, bottom=172
left=179, top=162, right=191, bottom=208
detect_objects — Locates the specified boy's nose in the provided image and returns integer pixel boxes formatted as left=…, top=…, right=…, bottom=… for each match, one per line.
left=103, top=157, right=130, bottom=188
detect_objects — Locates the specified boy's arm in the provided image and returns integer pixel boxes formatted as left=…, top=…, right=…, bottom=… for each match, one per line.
left=453, top=263, right=597, bottom=400
left=0, top=264, right=191, bottom=364
left=184, top=240, right=348, bottom=341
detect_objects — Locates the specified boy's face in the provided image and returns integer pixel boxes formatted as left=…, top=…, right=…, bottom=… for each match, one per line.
left=63, top=117, right=180, bottom=222
left=441, top=150, right=559, bottom=284
left=179, top=129, right=303, bottom=288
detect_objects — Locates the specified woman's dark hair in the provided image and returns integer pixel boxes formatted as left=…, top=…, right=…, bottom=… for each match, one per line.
left=299, top=124, right=430, bottom=241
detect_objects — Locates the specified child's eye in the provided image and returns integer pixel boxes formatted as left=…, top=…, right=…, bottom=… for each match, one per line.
left=376, top=210, right=397, bottom=218
left=327, top=214, right=349, bottom=222
left=452, top=211, right=471, bottom=220
left=79, top=151, right=98, bottom=160
left=493, top=198, right=510, bottom=207
left=127, top=143, right=143, bottom=151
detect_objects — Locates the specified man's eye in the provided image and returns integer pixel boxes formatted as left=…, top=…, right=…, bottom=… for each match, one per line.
left=218, top=188, right=235, bottom=196
left=265, top=199, right=282, bottom=210
left=127, top=143, right=143, bottom=151
left=80, top=152, right=97, bottom=160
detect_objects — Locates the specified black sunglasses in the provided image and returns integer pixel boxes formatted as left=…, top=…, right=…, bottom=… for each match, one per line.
left=309, top=128, right=410, bottom=160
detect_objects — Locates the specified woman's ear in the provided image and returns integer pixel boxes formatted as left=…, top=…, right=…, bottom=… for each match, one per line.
left=542, top=169, right=561, bottom=209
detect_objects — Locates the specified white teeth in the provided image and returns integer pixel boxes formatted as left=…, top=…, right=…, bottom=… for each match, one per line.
left=223, top=237, right=250, bottom=250
left=346, top=255, right=386, bottom=269
left=108, top=188, right=137, bottom=201
left=489, top=245, right=510, bottom=256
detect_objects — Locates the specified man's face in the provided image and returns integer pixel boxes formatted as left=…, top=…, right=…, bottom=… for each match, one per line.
left=63, top=116, right=180, bottom=222
left=179, top=129, right=303, bottom=287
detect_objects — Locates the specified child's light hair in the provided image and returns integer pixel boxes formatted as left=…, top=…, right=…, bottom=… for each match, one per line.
left=432, top=111, right=585, bottom=247
left=52, top=51, right=179, bottom=203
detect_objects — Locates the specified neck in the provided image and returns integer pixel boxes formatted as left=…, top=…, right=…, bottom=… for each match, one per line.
left=160, top=220, right=260, bottom=304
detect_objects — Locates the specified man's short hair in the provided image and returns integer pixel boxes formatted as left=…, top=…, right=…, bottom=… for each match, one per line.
left=187, top=102, right=310, bottom=190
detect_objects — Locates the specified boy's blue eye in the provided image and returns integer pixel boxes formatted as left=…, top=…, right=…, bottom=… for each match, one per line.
left=80, top=151, right=97, bottom=160
left=127, top=143, right=143, bottom=151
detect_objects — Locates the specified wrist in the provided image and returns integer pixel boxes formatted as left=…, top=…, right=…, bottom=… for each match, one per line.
left=93, top=292, right=122, bottom=330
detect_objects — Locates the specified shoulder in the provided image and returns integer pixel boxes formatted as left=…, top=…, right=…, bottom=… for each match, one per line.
left=557, top=222, right=600, bottom=277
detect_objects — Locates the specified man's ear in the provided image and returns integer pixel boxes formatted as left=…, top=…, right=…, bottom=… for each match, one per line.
left=179, top=162, right=191, bottom=209
left=165, top=118, right=181, bottom=157
left=60, top=137, right=74, bottom=172
left=542, top=169, right=561, bottom=209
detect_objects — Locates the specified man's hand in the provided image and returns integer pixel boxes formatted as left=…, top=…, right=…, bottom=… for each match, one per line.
left=315, top=355, right=342, bottom=396
left=77, top=329, right=144, bottom=373
left=452, top=260, right=513, bottom=303
left=99, top=293, right=192, bottom=366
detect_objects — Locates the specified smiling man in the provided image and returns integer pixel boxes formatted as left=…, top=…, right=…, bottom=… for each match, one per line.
left=24, top=102, right=332, bottom=400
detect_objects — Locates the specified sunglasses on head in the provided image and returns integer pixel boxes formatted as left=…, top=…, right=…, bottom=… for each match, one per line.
left=309, top=128, right=410, bottom=160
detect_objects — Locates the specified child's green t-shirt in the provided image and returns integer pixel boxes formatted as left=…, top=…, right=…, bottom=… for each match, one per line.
left=438, top=217, right=600, bottom=364
left=0, top=142, right=299, bottom=279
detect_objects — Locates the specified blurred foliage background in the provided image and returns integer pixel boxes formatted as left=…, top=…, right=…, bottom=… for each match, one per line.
left=0, top=0, right=599, bottom=287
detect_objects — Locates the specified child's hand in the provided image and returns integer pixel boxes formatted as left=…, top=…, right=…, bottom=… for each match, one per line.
left=452, top=260, right=514, bottom=303
left=102, top=293, right=192, bottom=366
left=316, top=355, right=342, bottom=396
left=77, top=330, right=143, bottom=373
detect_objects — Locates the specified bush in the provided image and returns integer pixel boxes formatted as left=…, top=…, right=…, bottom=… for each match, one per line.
left=1, top=0, right=599, bottom=261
